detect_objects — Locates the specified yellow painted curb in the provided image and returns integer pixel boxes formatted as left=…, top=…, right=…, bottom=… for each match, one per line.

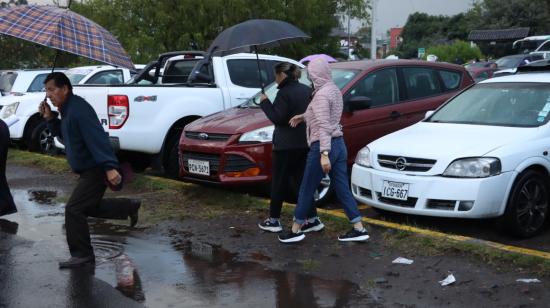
left=317, top=206, right=550, bottom=260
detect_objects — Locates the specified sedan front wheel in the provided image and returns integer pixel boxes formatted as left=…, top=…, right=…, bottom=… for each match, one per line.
left=500, top=170, right=549, bottom=238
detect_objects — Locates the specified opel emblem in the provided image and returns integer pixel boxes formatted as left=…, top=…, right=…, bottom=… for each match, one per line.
left=198, top=133, right=209, bottom=140
left=395, top=157, right=407, bottom=171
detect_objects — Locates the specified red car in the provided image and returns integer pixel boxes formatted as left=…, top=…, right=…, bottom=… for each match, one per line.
left=179, top=60, right=474, bottom=200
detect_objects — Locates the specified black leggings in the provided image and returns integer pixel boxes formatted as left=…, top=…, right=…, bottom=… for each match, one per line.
left=269, top=148, right=318, bottom=219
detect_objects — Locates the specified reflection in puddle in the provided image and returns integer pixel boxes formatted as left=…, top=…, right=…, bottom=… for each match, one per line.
left=27, top=190, right=57, bottom=205
left=173, top=240, right=360, bottom=307
left=0, top=219, right=18, bottom=234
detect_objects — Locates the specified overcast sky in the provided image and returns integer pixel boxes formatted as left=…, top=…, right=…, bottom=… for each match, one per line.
left=352, top=0, right=475, bottom=38
left=31, top=0, right=474, bottom=38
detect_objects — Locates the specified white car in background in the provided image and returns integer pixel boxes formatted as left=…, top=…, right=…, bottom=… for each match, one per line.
left=0, top=65, right=139, bottom=153
left=352, top=72, right=550, bottom=237
left=0, top=68, right=65, bottom=96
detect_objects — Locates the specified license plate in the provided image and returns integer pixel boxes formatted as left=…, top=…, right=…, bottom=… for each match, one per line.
left=382, top=180, right=409, bottom=201
left=188, top=159, right=210, bottom=176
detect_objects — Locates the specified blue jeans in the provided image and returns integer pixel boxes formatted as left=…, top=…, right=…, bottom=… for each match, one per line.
left=294, top=137, right=361, bottom=225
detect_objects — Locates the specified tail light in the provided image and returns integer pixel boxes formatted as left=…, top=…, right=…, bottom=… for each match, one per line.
left=108, top=95, right=129, bottom=129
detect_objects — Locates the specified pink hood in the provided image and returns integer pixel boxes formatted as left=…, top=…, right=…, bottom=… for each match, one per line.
left=304, top=58, right=343, bottom=152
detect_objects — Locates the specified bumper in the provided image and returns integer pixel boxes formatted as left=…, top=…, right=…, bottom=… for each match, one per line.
left=179, top=136, right=272, bottom=185
left=54, top=136, right=120, bottom=152
left=351, top=164, right=515, bottom=218
left=7, top=115, right=28, bottom=139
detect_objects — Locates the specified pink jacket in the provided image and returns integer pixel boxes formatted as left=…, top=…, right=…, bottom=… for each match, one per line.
left=304, top=58, right=343, bottom=152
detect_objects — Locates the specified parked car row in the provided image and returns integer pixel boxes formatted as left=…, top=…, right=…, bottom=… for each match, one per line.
left=6, top=54, right=550, bottom=238
left=179, top=59, right=474, bottom=202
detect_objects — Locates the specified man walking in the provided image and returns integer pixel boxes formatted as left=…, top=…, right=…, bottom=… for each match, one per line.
left=39, top=72, right=140, bottom=269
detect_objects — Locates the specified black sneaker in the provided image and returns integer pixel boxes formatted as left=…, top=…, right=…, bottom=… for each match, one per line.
left=300, top=218, right=325, bottom=233
left=258, top=219, right=283, bottom=232
left=338, top=228, right=370, bottom=242
left=278, top=231, right=305, bottom=243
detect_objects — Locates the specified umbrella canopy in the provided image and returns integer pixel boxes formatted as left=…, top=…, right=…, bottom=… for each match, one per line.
left=0, top=5, right=134, bottom=69
left=207, top=19, right=309, bottom=56
left=203, top=19, right=309, bottom=93
left=299, top=54, right=337, bottom=64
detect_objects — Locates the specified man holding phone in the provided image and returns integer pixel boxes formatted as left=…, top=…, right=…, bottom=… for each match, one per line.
left=39, top=72, right=141, bottom=269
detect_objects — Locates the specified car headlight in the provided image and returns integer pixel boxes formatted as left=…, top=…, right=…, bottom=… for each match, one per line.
left=443, top=157, right=501, bottom=178
left=355, top=147, right=372, bottom=167
left=1, top=102, right=19, bottom=119
left=238, top=125, right=274, bottom=143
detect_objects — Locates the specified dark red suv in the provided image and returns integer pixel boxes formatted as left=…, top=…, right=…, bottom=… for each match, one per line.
left=179, top=60, right=474, bottom=199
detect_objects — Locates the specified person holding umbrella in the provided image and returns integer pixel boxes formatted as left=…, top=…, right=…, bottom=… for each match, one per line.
left=257, top=62, right=324, bottom=233
left=0, top=119, right=16, bottom=217
left=39, top=72, right=141, bottom=268
left=280, top=58, right=369, bottom=243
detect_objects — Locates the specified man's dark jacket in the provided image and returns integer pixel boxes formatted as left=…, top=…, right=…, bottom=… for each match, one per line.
left=260, top=78, right=311, bottom=150
left=47, top=94, right=118, bottom=173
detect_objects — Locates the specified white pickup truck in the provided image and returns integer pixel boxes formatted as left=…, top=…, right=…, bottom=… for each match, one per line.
left=0, top=65, right=139, bottom=153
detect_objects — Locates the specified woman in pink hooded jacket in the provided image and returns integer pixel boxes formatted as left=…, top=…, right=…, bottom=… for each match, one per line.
left=278, top=57, right=369, bottom=243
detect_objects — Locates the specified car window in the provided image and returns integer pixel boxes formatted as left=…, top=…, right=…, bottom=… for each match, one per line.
left=227, top=59, right=274, bottom=88
left=427, top=82, right=550, bottom=127
left=438, top=70, right=461, bottom=90
left=537, top=41, right=550, bottom=52
left=474, top=71, right=489, bottom=83
left=403, top=67, right=441, bottom=100
left=163, top=59, right=199, bottom=83
left=345, top=68, right=398, bottom=107
left=0, top=72, right=17, bottom=93
left=26, top=73, right=49, bottom=92
left=86, top=70, right=124, bottom=84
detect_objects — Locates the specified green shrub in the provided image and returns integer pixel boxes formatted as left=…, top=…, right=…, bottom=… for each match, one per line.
left=426, top=40, right=483, bottom=63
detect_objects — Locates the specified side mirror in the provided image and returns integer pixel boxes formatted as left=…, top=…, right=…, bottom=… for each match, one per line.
left=425, top=110, right=435, bottom=118
left=345, top=96, right=371, bottom=112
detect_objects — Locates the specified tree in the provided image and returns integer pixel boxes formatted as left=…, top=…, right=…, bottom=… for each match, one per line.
left=1, top=0, right=370, bottom=68
left=473, top=0, right=550, bottom=34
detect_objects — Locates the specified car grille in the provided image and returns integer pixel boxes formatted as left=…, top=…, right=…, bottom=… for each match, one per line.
left=182, top=152, right=220, bottom=176
left=224, top=155, right=255, bottom=172
left=376, top=192, right=417, bottom=207
left=181, top=152, right=255, bottom=175
left=377, top=155, right=436, bottom=172
left=185, top=131, right=232, bottom=141
left=426, top=199, right=456, bottom=210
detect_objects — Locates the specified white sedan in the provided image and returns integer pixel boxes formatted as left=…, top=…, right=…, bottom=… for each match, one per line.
left=351, top=72, right=550, bottom=237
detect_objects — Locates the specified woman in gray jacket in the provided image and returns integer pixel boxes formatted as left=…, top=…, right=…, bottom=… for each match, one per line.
left=279, top=58, right=368, bottom=243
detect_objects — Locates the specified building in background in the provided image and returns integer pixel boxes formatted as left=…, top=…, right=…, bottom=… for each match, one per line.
left=389, top=27, right=403, bottom=49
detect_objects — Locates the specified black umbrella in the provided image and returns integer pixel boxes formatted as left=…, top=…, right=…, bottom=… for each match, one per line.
left=205, top=19, right=309, bottom=92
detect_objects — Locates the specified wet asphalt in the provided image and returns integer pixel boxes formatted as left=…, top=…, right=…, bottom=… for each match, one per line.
left=0, top=163, right=364, bottom=307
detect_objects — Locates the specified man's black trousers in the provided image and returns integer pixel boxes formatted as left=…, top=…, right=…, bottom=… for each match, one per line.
left=65, top=167, right=135, bottom=258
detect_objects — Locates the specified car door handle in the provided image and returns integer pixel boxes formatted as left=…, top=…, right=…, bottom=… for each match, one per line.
left=390, top=111, right=401, bottom=119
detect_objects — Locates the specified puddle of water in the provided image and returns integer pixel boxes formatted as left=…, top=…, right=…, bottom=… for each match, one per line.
left=98, top=235, right=363, bottom=307
left=5, top=188, right=363, bottom=307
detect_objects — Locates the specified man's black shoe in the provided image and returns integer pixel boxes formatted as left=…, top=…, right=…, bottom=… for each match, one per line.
left=58, top=256, right=95, bottom=269
left=129, top=199, right=141, bottom=227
